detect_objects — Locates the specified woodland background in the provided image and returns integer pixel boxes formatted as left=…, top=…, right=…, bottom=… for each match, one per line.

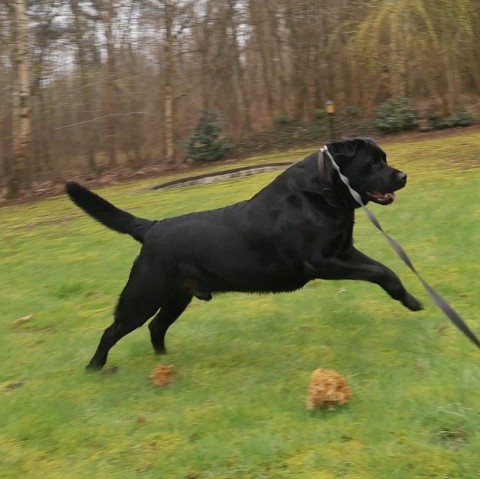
left=2, top=0, right=480, bottom=198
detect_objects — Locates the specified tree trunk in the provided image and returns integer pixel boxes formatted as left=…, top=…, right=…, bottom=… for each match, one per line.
left=70, top=0, right=100, bottom=175
left=249, top=1, right=275, bottom=120
left=7, top=0, right=31, bottom=199
left=104, top=0, right=117, bottom=167
left=163, top=0, right=176, bottom=164
left=227, top=0, right=252, bottom=133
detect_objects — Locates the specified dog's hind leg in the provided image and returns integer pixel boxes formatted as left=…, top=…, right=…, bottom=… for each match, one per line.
left=148, top=291, right=192, bottom=354
left=86, top=261, right=161, bottom=370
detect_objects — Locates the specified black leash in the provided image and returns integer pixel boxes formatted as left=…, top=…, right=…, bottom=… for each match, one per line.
left=320, top=146, right=480, bottom=349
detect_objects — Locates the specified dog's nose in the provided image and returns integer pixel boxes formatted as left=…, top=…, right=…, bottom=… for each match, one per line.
left=396, top=172, right=407, bottom=184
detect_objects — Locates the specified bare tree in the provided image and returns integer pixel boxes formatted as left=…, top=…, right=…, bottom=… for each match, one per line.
left=8, top=0, right=31, bottom=198
left=99, top=0, right=118, bottom=167
left=163, top=0, right=176, bottom=164
left=70, top=0, right=102, bottom=174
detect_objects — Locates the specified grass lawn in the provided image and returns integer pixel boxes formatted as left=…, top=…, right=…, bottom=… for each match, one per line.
left=1, top=131, right=480, bottom=478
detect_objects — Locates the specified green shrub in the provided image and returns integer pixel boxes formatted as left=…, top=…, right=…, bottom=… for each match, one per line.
left=185, top=110, right=232, bottom=162
left=273, top=114, right=296, bottom=126
left=344, top=106, right=363, bottom=118
left=374, top=97, right=418, bottom=133
left=448, top=107, right=476, bottom=127
left=425, top=109, right=443, bottom=130
left=425, top=106, right=476, bottom=130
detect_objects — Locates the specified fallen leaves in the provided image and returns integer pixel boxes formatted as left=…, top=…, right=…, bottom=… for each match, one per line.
left=12, top=314, right=33, bottom=329
left=306, top=368, right=352, bottom=410
left=150, top=364, right=176, bottom=387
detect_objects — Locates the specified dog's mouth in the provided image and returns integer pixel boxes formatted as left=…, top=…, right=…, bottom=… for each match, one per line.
left=366, top=191, right=397, bottom=205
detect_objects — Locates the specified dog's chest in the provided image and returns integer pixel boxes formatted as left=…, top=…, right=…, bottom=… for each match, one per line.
left=317, top=216, right=354, bottom=257
left=329, top=226, right=353, bottom=255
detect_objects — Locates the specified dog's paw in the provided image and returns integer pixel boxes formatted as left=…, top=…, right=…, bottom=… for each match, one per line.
left=403, top=293, right=423, bottom=312
left=86, top=361, right=104, bottom=372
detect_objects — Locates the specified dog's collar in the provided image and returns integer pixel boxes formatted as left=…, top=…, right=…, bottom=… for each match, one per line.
left=317, top=147, right=345, bottom=208
left=317, top=148, right=332, bottom=189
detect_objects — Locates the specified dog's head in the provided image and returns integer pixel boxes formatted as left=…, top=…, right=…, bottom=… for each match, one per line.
left=325, top=137, right=407, bottom=207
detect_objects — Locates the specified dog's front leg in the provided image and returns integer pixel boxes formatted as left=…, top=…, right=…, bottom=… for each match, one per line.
left=310, top=248, right=423, bottom=311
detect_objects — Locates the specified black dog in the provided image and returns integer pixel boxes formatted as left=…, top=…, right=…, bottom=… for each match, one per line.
left=66, top=137, right=422, bottom=370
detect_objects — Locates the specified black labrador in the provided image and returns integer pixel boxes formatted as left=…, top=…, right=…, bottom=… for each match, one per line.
left=66, top=137, right=422, bottom=370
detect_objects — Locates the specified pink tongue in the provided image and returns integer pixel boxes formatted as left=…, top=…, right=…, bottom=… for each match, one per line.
left=388, top=192, right=397, bottom=202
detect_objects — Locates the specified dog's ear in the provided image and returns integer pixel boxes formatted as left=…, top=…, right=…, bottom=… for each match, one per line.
left=327, top=138, right=366, bottom=164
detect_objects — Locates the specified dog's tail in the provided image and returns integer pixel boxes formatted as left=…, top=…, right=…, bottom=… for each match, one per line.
left=65, top=181, right=154, bottom=243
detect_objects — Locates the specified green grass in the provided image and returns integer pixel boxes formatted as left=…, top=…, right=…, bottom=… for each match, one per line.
left=1, top=130, right=480, bottom=478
